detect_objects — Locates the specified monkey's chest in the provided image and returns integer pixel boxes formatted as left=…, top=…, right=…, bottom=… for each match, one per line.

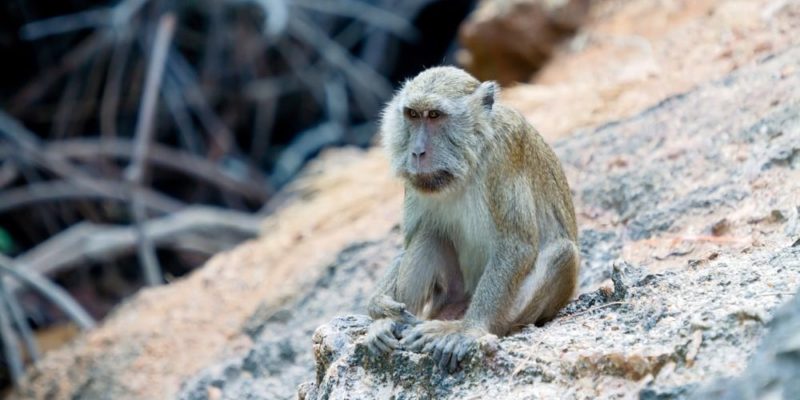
left=454, top=236, right=491, bottom=294
left=447, top=211, right=494, bottom=294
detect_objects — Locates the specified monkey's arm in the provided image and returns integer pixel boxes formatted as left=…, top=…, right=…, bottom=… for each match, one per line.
left=364, top=257, right=414, bottom=355
left=366, top=226, right=447, bottom=355
left=400, top=236, right=535, bottom=369
left=402, top=179, right=537, bottom=370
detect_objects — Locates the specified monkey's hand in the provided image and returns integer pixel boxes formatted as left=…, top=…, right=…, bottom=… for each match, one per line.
left=364, top=318, right=404, bottom=355
left=400, top=320, right=483, bottom=372
left=367, top=294, right=419, bottom=325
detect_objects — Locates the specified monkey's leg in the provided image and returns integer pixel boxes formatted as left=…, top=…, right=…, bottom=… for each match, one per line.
left=365, top=256, right=416, bottom=356
left=509, top=239, right=579, bottom=330
left=364, top=235, right=455, bottom=355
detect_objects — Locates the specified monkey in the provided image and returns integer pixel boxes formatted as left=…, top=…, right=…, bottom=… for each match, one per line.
left=364, top=66, right=579, bottom=373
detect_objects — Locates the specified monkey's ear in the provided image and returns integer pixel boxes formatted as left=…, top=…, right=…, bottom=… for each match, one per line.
left=474, top=81, right=498, bottom=111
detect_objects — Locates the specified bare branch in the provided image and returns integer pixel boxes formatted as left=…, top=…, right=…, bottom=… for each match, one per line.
left=0, top=255, right=95, bottom=330
left=0, top=111, right=184, bottom=214
left=292, top=0, right=417, bottom=40
left=126, top=13, right=176, bottom=286
left=46, top=139, right=271, bottom=201
left=19, top=0, right=149, bottom=40
left=10, top=32, right=110, bottom=114
left=0, top=279, right=39, bottom=363
left=0, top=280, right=23, bottom=385
left=0, top=180, right=184, bottom=216
left=15, top=207, right=260, bottom=279
left=288, top=16, right=392, bottom=112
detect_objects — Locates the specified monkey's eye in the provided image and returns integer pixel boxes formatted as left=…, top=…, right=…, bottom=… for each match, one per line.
left=405, top=108, right=419, bottom=119
left=428, top=110, right=441, bottom=119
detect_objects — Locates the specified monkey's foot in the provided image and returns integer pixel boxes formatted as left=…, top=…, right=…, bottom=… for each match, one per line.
left=400, top=320, right=482, bottom=373
left=363, top=318, right=401, bottom=355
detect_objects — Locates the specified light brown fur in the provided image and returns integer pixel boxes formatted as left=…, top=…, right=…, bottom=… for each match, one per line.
left=364, top=66, right=579, bottom=372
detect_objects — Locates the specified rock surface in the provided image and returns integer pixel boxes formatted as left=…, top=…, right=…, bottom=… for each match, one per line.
left=693, top=287, right=800, bottom=400
left=291, top=45, right=800, bottom=399
left=10, top=149, right=404, bottom=400
left=9, top=1, right=800, bottom=399
left=502, top=0, right=800, bottom=141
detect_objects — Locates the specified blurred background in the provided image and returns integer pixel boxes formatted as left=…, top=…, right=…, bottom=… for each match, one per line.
left=0, top=0, right=480, bottom=387
left=1, top=0, right=798, bottom=394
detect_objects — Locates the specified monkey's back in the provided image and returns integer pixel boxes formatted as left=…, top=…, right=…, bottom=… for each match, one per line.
left=487, top=105, right=579, bottom=243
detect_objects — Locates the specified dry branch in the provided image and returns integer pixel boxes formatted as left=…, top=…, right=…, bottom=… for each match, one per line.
left=47, top=139, right=271, bottom=201
left=126, top=13, right=176, bottom=286
left=0, top=281, right=22, bottom=385
left=0, top=180, right=183, bottom=215
left=0, top=111, right=185, bottom=214
left=0, top=255, right=95, bottom=330
left=14, top=206, right=260, bottom=280
left=0, top=280, right=39, bottom=363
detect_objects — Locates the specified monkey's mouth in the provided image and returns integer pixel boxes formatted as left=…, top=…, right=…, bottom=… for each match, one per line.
left=404, top=170, right=456, bottom=193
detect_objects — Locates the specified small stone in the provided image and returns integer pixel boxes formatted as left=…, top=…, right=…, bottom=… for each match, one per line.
left=711, top=218, right=731, bottom=236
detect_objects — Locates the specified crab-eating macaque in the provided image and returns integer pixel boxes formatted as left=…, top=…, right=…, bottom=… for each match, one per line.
left=365, top=66, right=579, bottom=373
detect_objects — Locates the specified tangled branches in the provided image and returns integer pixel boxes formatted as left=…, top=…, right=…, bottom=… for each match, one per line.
left=0, top=0, right=438, bottom=386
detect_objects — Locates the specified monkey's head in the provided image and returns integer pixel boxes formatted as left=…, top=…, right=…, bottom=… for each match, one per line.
left=381, top=66, right=498, bottom=195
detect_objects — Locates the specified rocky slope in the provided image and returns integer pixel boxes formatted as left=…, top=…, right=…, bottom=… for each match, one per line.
left=10, top=1, right=800, bottom=399
left=180, top=45, right=800, bottom=400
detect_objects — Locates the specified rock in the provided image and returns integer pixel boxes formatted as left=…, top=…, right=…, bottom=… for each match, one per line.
left=10, top=3, right=800, bottom=399
left=294, top=46, right=800, bottom=399
left=692, top=288, right=800, bottom=400
left=177, top=241, right=398, bottom=400
left=458, top=0, right=591, bottom=85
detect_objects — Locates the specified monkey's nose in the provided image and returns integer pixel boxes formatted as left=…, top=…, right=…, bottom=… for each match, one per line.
left=412, top=150, right=426, bottom=159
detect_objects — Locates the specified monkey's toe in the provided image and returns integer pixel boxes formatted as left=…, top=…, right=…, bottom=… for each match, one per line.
left=431, top=334, right=472, bottom=373
left=365, top=318, right=400, bottom=355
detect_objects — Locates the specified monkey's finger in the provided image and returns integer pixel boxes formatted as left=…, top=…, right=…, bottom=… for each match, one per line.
left=367, top=341, right=382, bottom=355
left=433, top=339, right=447, bottom=365
left=400, top=329, right=423, bottom=346
left=441, top=339, right=459, bottom=372
left=370, top=338, right=389, bottom=354
left=405, top=338, right=425, bottom=351
left=449, top=349, right=460, bottom=373
left=404, top=334, right=430, bottom=351
left=456, top=341, right=471, bottom=362
left=379, top=333, right=400, bottom=350
left=399, top=310, right=420, bottom=326
left=422, top=339, right=438, bottom=354
left=437, top=338, right=456, bottom=372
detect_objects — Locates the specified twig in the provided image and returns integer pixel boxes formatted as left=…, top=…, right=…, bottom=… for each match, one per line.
left=126, top=13, right=176, bottom=286
left=0, top=159, right=18, bottom=189
left=288, top=15, right=392, bottom=107
left=250, top=98, right=278, bottom=163
left=162, top=77, right=202, bottom=153
left=292, top=0, right=417, bottom=40
left=20, top=8, right=109, bottom=40
left=0, top=110, right=184, bottom=214
left=14, top=207, right=260, bottom=280
left=51, top=68, right=83, bottom=138
left=10, top=32, right=110, bottom=114
left=561, top=301, right=629, bottom=321
left=166, top=50, right=235, bottom=156
left=47, top=138, right=271, bottom=201
left=0, top=280, right=23, bottom=385
left=0, top=278, right=39, bottom=363
left=19, top=0, right=149, bottom=40
left=0, top=254, right=95, bottom=330
left=0, top=179, right=183, bottom=215
left=101, top=32, right=133, bottom=139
